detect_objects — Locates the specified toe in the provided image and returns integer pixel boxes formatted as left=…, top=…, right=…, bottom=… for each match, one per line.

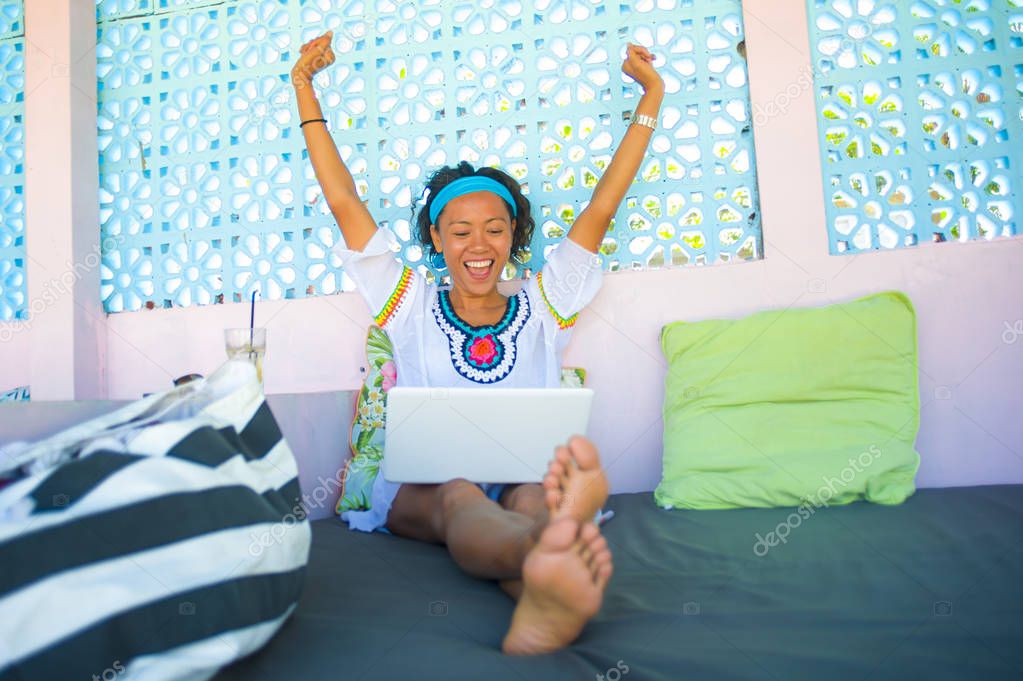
left=567, top=435, right=601, bottom=471
left=578, top=522, right=599, bottom=543
left=539, top=516, right=579, bottom=552
left=544, top=487, right=560, bottom=513
left=553, top=446, right=572, bottom=468
left=578, top=524, right=605, bottom=566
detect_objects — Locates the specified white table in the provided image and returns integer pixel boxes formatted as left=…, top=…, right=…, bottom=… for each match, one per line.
left=0, top=392, right=357, bottom=521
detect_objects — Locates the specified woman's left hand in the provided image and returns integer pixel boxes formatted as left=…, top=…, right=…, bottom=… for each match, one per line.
left=622, top=42, right=663, bottom=93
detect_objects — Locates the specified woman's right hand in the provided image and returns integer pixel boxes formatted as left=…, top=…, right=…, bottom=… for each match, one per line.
left=291, top=31, right=335, bottom=88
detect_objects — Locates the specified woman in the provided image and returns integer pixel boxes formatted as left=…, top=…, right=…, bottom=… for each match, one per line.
left=291, top=31, right=664, bottom=654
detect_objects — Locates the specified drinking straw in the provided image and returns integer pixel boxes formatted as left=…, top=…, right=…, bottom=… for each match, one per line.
left=249, top=290, right=257, bottom=347
left=249, top=290, right=258, bottom=360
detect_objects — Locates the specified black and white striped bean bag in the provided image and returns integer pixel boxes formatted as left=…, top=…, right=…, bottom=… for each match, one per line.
left=0, top=361, right=310, bottom=681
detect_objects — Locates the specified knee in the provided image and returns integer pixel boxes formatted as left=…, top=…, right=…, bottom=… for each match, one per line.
left=437, top=478, right=485, bottom=522
left=505, top=484, right=547, bottom=519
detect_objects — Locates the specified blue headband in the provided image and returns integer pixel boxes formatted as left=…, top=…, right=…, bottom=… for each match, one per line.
left=428, top=176, right=518, bottom=224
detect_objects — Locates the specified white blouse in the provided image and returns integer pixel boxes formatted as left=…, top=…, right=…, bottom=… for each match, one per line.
left=334, top=228, right=603, bottom=389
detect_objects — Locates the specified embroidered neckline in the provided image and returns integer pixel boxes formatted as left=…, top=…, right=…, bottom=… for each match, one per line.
left=438, top=290, right=515, bottom=335
left=433, top=289, right=530, bottom=384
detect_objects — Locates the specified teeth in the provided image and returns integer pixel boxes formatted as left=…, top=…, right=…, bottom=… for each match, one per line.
left=465, top=260, right=493, bottom=269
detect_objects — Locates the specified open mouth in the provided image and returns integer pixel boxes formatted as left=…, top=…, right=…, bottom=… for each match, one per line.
left=464, top=259, right=494, bottom=281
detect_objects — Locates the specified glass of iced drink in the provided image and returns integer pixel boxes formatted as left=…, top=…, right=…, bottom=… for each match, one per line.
left=224, top=327, right=266, bottom=384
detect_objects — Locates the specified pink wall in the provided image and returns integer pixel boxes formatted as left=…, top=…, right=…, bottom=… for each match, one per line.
left=2, top=1, right=1021, bottom=492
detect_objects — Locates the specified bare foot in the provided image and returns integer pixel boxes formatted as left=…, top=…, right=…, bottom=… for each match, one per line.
left=542, top=435, right=609, bottom=523
left=502, top=518, right=613, bottom=655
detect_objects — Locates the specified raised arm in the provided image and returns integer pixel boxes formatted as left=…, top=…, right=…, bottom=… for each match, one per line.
left=292, top=32, right=377, bottom=252
left=567, top=43, right=665, bottom=253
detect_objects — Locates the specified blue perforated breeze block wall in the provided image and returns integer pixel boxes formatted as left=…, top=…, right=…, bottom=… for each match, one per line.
left=807, top=0, right=1021, bottom=254
left=0, top=0, right=24, bottom=322
left=95, top=0, right=763, bottom=313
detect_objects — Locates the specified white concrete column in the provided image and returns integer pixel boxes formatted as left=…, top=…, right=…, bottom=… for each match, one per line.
left=23, top=0, right=105, bottom=399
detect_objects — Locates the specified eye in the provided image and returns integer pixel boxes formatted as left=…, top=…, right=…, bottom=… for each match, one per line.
left=488, top=228, right=504, bottom=235
left=453, top=232, right=469, bottom=237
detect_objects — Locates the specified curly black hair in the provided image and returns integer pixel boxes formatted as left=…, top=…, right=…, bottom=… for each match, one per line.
left=415, top=161, right=535, bottom=260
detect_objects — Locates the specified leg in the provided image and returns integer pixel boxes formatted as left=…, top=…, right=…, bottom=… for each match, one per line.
left=386, top=479, right=542, bottom=580
left=387, top=437, right=615, bottom=654
left=495, top=484, right=548, bottom=600
left=497, top=483, right=549, bottom=523
left=502, top=436, right=614, bottom=653
left=383, top=482, right=444, bottom=544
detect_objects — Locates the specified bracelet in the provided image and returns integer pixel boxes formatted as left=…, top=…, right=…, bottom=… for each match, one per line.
left=632, top=113, right=657, bottom=130
left=300, top=118, right=327, bottom=128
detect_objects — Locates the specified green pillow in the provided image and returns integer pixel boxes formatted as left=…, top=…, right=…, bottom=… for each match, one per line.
left=656, top=291, right=920, bottom=510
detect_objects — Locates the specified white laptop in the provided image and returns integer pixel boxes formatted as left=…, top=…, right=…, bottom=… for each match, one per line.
left=381, top=387, right=594, bottom=484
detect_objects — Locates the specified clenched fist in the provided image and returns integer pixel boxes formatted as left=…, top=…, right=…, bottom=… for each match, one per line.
left=292, top=31, right=335, bottom=88
left=622, top=42, right=663, bottom=93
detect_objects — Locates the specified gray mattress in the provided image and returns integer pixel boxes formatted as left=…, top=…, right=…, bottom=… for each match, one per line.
left=215, top=486, right=1023, bottom=680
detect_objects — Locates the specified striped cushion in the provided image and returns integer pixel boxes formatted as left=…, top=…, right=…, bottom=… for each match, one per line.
left=0, top=361, right=310, bottom=681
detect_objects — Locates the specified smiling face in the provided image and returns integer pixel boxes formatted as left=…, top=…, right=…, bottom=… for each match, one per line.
left=430, top=190, right=514, bottom=298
